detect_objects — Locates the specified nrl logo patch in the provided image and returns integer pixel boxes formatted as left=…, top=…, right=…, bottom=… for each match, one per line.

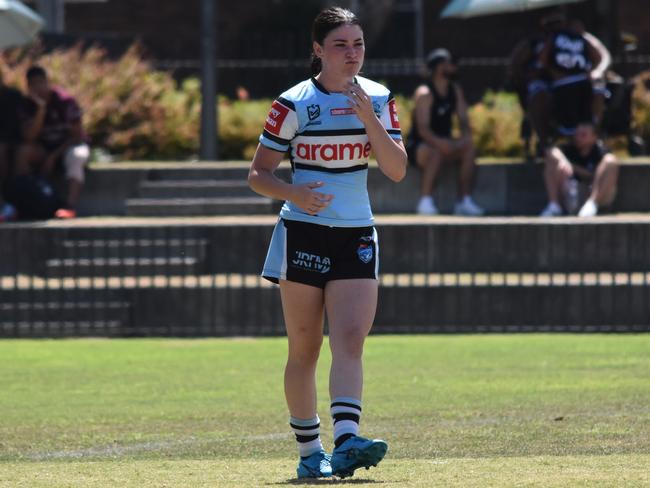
left=357, top=236, right=374, bottom=264
left=307, top=104, right=321, bottom=121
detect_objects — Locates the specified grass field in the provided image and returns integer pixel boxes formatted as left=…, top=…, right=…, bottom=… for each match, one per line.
left=0, top=335, right=648, bottom=487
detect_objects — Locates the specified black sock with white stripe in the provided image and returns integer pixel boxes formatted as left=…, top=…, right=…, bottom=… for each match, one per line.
left=290, top=415, right=324, bottom=458
left=331, top=397, right=362, bottom=448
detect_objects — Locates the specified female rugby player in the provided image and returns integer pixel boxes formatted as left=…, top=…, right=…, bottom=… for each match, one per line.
left=248, top=7, right=406, bottom=479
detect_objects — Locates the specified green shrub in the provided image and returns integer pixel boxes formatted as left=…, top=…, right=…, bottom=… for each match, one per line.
left=1, top=45, right=202, bottom=159
left=218, top=97, right=269, bottom=161
left=632, top=70, right=650, bottom=147
left=468, top=91, right=524, bottom=157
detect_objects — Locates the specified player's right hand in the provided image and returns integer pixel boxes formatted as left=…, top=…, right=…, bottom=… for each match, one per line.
left=290, top=181, right=334, bottom=215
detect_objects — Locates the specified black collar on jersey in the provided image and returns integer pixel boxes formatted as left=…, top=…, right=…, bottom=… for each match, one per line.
left=310, top=76, right=359, bottom=95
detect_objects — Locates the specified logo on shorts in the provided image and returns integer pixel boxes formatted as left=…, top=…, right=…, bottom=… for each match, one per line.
left=357, top=236, right=373, bottom=264
left=307, top=104, right=321, bottom=121
left=292, top=251, right=331, bottom=273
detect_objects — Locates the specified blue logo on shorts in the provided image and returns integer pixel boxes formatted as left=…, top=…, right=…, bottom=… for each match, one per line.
left=357, top=237, right=373, bottom=264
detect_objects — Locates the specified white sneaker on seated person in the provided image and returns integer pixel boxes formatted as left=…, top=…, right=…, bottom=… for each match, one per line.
left=540, top=201, right=563, bottom=217
left=578, top=198, right=598, bottom=217
left=416, top=196, right=439, bottom=215
left=454, top=196, right=484, bottom=216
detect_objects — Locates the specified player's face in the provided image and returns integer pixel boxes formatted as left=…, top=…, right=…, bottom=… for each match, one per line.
left=574, top=125, right=597, bottom=150
left=314, top=24, right=365, bottom=78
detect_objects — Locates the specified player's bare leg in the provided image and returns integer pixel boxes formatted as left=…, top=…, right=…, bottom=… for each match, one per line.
left=416, top=143, right=443, bottom=198
left=326, top=278, right=387, bottom=478
left=458, top=139, right=476, bottom=199
left=590, top=156, right=618, bottom=206
left=579, top=155, right=618, bottom=217
left=280, top=280, right=325, bottom=419
left=280, top=280, right=331, bottom=479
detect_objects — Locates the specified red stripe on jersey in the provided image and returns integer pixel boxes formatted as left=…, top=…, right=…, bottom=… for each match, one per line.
left=264, top=100, right=290, bottom=136
left=388, top=99, right=400, bottom=129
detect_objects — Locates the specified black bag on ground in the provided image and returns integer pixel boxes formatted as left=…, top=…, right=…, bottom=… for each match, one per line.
left=3, top=175, right=63, bottom=220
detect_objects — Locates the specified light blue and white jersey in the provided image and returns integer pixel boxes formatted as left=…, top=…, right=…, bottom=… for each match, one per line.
left=259, top=76, right=402, bottom=227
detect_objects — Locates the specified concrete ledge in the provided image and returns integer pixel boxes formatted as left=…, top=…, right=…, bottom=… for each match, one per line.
left=77, top=159, right=650, bottom=217
left=3, top=215, right=650, bottom=275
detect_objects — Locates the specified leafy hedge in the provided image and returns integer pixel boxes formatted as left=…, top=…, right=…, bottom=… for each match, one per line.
left=3, top=45, right=647, bottom=160
left=633, top=71, right=650, bottom=148
left=1, top=45, right=202, bottom=159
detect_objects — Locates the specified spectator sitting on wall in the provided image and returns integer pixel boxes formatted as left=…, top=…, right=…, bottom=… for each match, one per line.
left=0, top=73, right=25, bottom=222
left=406, top=49, right=484, bottom=216
left=540, top=121, right=618, bottom=217
left=16, top=66, right=90, bottom=219
left=539, top=16, right=602, bottom=137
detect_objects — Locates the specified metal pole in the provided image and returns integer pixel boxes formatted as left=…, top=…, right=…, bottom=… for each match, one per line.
left=35, top=0, right=64, bottom=33
left=54, top=0, right=65, bottom=33
left=414, top=0, right=424, bottom=61
left=200, top=0, right=218, bottom=160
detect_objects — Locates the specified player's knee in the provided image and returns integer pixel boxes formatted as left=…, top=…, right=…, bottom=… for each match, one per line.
left=460, top=140, right=475, bottom=158
left=544, top=150, right=560, bottom=169
left=64, top=144, right=90, bottom=183
left=288, top=339, right=322, bottom=365
left=331, top=326, right=368, bottom=358
left=600, top=155, right=618, bottom=171
left=418, top=148, right=440, bottom=168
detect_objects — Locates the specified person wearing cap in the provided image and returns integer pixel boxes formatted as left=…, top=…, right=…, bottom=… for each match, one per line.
left=406, top=48, right=484, bottom=216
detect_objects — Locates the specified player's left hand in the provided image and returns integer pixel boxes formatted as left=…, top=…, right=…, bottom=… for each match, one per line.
left=345, top=82, right=375, bottom=126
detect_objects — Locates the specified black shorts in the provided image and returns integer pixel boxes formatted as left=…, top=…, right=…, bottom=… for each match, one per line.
left=552, top=78, right=593, bottom=135
left=262, top=218, right=378, bottom=288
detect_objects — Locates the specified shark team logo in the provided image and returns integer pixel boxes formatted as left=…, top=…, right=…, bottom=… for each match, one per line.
left=357, top=236, right=374, bottom=264
left=307, top=104, right=321, bottom=121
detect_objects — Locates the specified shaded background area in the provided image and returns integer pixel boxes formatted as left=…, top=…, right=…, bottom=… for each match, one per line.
left=23, top=0, right=650, bottom=101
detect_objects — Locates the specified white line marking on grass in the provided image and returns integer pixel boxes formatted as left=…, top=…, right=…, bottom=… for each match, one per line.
left=26, top=432, right=291, bottom=461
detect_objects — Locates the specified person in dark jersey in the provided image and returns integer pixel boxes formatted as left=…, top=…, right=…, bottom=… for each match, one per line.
left=407, top=48, right=484, bottom=216
left=509, top=13, right=565, bottom=155
left=248, top=7, right=406, bottom=480
left=568, top=19, right=611, bottom=128
left=540, top=17, right=602, bottom=136
left=540, top=121, right=618, bottom=217
left=0, top=73, right=26, bottom=222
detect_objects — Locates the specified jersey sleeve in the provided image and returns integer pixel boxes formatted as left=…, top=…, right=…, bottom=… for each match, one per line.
left=259, top=96, right=298, bottom=152
left=379, top=93, right=402, bottom=141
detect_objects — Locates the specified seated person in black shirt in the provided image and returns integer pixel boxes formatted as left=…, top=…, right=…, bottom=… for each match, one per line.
left=0, top=75, right=26, bottom=222
left=407, top=49, right=484, bottom=216
left=541, top=121, right=618, bottom=217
